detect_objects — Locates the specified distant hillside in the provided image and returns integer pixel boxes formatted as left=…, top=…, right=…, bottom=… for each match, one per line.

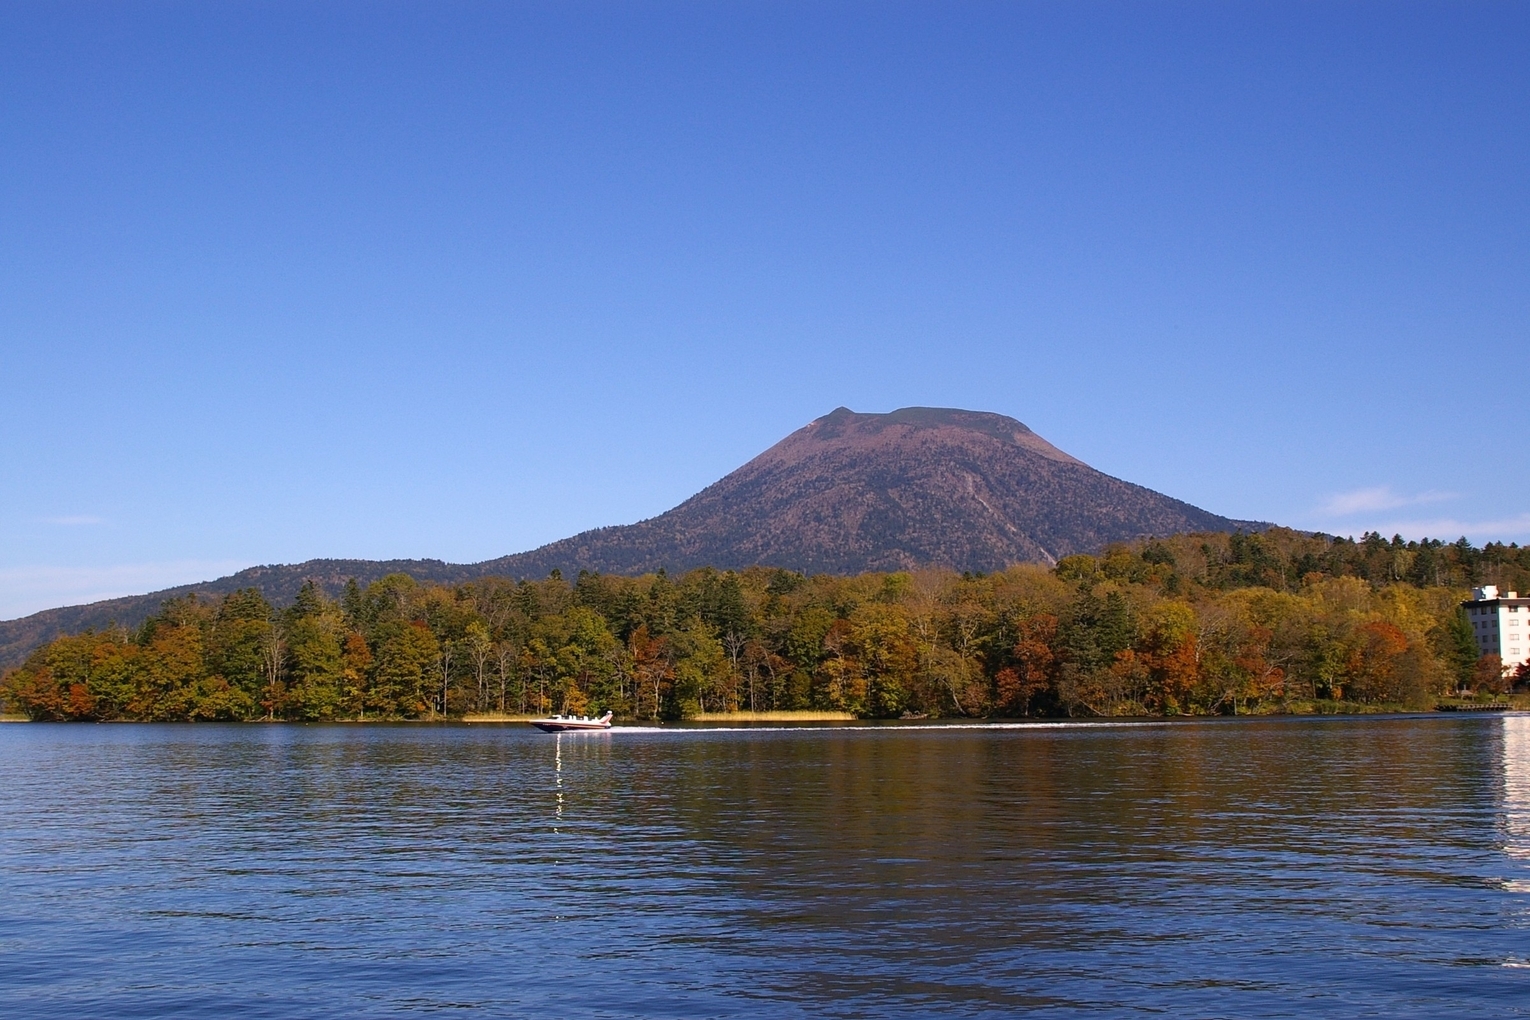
left=0, top=406, right=1265, bottom=667
left=0, top=559, right=481, bottom=670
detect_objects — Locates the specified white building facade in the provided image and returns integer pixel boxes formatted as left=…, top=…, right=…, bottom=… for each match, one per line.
left=1466, top=585, right=1530, bottom=672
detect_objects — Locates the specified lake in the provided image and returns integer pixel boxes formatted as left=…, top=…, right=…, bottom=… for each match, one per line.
left=2, top=715, right=1529, bottom=1018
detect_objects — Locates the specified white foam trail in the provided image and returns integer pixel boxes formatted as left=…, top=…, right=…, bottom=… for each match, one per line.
left=603, top=720, right=1174, bottom=735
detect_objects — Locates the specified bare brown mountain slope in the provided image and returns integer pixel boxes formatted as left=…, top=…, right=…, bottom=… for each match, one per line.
left=0, top=406, right=1266, bottom=667
left=480, top=406, right=1265, bottom=578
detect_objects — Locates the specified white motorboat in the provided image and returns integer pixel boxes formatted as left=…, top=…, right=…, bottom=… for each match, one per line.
left=529, top=711, right=614, bottom=732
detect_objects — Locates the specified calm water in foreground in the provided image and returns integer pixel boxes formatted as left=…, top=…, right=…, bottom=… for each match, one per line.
left=3, top=716, right=1530, bottom=1018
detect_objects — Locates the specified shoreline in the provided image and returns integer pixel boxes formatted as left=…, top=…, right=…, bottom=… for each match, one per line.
left=2, top=707, right=1525, bottom=725
left=689, top=710, right=858, bottom=722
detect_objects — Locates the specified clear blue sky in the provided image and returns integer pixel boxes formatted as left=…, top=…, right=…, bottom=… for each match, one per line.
left=2, top=1, right=1527, bottom=618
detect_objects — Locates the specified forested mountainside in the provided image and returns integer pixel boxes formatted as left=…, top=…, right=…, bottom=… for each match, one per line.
left=6, top=529, right=1529, bottom=722
left=0, top=406, right=1263, bottom=666
left=479, top=406, right=1267, bottom=577
left=0, top=558, right=478, bottom=670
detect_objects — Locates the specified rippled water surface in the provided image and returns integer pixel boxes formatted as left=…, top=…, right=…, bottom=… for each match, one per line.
left=4, top=715, right=1530, bottom=1017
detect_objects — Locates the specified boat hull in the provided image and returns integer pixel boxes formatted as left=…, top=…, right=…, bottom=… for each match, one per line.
left=528, top=712, right=614, bottom=732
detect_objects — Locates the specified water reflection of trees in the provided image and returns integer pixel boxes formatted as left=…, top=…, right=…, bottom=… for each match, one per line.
left=622, top=720, right=1509, bottom=1013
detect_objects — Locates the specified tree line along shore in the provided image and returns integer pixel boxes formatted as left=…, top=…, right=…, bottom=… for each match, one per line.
left=4, top=528, right=1529, bottom=723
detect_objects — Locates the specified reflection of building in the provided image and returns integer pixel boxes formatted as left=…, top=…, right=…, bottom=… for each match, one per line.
left=1503, top=716, right=1530, bottom=861
left=1465, top=586, right=1530, bottom=671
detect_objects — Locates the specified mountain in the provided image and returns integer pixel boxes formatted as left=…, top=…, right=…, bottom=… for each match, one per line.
left=479, top=406, right=1264, bottom=578
left=0, top=406, right=1266, bottom=667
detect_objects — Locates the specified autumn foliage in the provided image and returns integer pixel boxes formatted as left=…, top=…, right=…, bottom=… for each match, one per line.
left=4, top=529, right=1512, bottom=721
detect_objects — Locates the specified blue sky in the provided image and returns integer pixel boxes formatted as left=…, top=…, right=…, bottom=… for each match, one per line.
left=2, top=1, right=1527, bottom=618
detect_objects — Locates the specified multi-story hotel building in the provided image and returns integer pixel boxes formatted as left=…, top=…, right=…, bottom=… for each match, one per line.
left=1466, top=585, right=1530, bottom=672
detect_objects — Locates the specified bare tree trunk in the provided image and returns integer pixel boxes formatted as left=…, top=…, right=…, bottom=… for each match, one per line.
left=262, top=621, right=285, bottom=721
left=495, top=642, right=520, bottom=715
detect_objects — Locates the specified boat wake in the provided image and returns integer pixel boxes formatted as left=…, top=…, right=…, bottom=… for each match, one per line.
left=605, top=720, right=1176, bottom=735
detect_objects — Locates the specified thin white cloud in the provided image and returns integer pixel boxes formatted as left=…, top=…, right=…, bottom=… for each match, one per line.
left=39, top=515, right=108, bottom=526
left=1317, top=486, right=1457, bottom=516
left=0, top=561, right=249, bottom=621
